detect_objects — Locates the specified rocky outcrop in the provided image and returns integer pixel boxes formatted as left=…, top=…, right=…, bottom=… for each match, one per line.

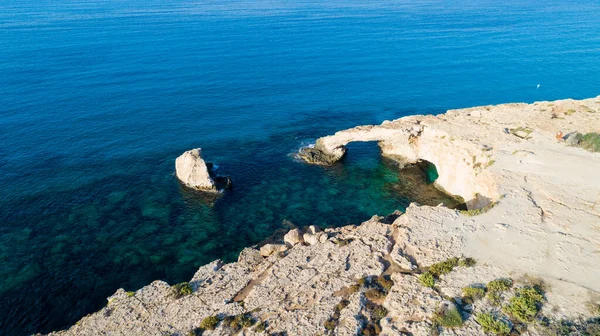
left=175, top=148, right=232, bottom=192
left=49, top=97, right=600, bottom=336
left=175, top=148, right=217, bottom=191
left=259, top=243, right=287, bottom=257
left=283, top=228, right=304, bottom=246
left=300, top=97, right=600, bottom=210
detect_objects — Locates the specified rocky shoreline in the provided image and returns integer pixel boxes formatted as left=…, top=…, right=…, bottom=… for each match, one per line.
left=47, top=97, right=600, bottom=335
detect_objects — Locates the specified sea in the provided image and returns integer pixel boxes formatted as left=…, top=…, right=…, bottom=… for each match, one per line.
left=1, top=0, right=599, bottom=334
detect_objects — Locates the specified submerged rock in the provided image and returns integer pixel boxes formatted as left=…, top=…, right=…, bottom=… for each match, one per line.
left=298, top=143, right=346, bottom=165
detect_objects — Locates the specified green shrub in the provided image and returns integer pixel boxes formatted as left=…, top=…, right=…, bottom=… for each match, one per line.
left=418, top=272, right=435, bottom=288
left=172, top=282, right=193, bottom=298
left=371, top=305, right=388, bottom=320
left=324, top=318, right=336, bottom=330
left=535, top=317, right=600, bottom=336
left=580, top=133, right=600, bottom=152
left=487, top=292, right=502, bottom=306
left=459, top=257, right=476, bottom=267
left=126, top=291, right=135, bottom=297
left=587, top=322, right=600, bottom=336
left=433, top=307, right=463, bottom=328
left=587, top=302, right=600, bottom=316
left=462, top=286, right=485, bottom=303
left=475, top=312, right=511, bottom=335
left=361, top=323, right=382, bottom=335
left=335, top=299, right=350, bottom=312
left=199, top=315, right=219, bottom=330
left=429, top=257, right=459, bottom=277
left=486, top=278, right=512, bottom=305
left=229, top=314, right=254, bottom=330
left=502, top=286, right=545, bottom=323
left=487, top=279, right=512, bottom=292
left=254, top=320, right=267, bottom=333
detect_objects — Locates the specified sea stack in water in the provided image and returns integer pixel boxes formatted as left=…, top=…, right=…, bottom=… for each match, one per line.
left=175, top=148, right=219, bottom=192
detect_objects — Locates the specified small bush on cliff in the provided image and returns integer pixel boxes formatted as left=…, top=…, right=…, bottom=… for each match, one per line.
left=462, top=286, right=485, bottom=304
left=587, top=302, right=600, bottom=316
left=429, top=257, right=459, bottom=277
left=335, top=299, right=350, bottom=312
left=488, top=278, right=513, bottom=292
left=171, top=282, right=193, bottom=299
left=433, top=307, right=463, bottom=328
left=200, top=315, right=219, bottom=330
left=475, top=312, right=511, bottom=335
left=459, top=257, right=476, bottom=267
left=502, top=286, right=545, bottom=323
left=254, top=320, right=267, bottom=333
left=360, top=323, right=382, bottom=335
left=229, top=313, right=254, bottom=330
left=371, top=305, right=389, bottom=320
left=486, top=278, right=513, bottom=305
left=126, top=291, right=135, bottom=297
left=324, top=318, right=336, bottom=331
left=418, top=272, right=435, bottom=288
left=580, top=133, right=600, bottom=152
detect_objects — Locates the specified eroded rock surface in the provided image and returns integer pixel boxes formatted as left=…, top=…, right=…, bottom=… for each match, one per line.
left=50, top=97, right=600, bottom=335
left=175, top=148, right=218, bottom=191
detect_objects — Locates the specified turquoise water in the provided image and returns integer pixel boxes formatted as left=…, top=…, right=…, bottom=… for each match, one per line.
left=1, top=0, right=600, bottom=334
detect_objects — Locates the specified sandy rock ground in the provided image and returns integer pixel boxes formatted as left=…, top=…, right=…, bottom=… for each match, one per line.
left=48, top=97, right=600, bottom=336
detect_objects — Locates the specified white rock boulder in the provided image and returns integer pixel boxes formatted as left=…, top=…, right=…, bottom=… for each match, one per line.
left=283, top=228, right=304, bottom=246
left=175, top=148, right=217, bottom=192
left=259, top=243, right=287, bottom=257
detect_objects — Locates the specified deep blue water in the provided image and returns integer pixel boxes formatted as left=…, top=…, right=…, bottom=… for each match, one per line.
left=1, top=0, right=600, bottom=334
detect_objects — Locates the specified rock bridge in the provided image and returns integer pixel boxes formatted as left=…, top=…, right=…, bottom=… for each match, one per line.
left=299, top=116, right=498, bottom=210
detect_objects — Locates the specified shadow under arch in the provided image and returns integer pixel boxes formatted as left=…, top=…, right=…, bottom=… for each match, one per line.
left=319, top=140, right=467, bottom=210
left=388, top=158, right=467, bottom=210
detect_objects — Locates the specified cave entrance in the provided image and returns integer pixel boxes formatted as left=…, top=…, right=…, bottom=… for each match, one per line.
left=387, top=159, right=467, bottom=210
left=416, top=160, right=439, bottom=184
left=337, top=141, right=466, bottom=210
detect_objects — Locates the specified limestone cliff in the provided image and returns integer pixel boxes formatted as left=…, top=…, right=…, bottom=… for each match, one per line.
left=49, top=97, right=600, bottom=336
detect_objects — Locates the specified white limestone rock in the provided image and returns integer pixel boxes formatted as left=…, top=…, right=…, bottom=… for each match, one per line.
left=175, top=148, right=217, bottom=191
left=259, top=243, right=287, bottom=257
left=283, top=228, right=304, bottom=246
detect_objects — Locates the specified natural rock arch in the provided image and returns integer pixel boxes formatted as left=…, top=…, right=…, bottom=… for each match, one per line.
left=299, top=118, right=498, bottom=210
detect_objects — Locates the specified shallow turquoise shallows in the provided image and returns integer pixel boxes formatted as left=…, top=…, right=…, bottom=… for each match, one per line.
left=1, top=0, right=600, bottom=334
